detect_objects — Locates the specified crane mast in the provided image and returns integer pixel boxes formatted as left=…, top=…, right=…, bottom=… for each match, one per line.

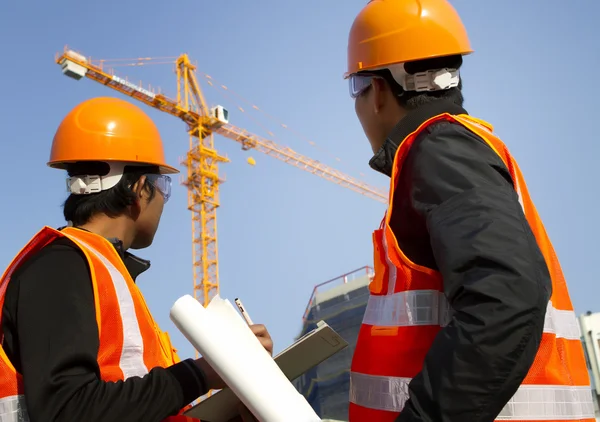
left=176, top=54, right=228, bottom=307
left=55, top=47, right=387, bottom=308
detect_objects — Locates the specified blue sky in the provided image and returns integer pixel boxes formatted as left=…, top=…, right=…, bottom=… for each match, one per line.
left=1, top=1, right=599, bottom=359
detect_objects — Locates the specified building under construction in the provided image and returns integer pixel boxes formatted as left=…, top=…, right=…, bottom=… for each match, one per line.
left=293, top=266, right=373, bottom=421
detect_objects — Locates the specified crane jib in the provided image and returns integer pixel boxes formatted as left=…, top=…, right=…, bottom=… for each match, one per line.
left=112, top=75, right=156, bottom=99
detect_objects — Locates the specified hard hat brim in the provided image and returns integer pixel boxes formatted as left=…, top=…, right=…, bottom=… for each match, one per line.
left=47, top=159, right=181, bottom=175
left=343, top=50, right=474, bottom=79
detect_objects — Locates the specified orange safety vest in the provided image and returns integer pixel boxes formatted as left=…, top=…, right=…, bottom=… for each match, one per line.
left=349, top=113, right=595, bottom=422
left=0, top=226, right=200, bottom=421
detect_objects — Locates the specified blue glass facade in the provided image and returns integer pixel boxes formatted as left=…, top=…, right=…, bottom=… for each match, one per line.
left=293, top=276, right=370, bottom=421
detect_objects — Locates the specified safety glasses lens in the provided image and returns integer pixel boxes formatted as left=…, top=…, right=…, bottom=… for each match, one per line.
left=349, top=74, right=374, bottom=98
left=147, top=174, right=172, bottom=203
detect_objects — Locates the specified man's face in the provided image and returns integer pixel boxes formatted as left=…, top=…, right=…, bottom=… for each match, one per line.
left=351, top=74, right=393, bottom=154
left=131, top=174, right=171, bottom=250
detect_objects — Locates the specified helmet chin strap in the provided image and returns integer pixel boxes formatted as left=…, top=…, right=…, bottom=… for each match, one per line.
left=65, top=162, right=131, bottom=195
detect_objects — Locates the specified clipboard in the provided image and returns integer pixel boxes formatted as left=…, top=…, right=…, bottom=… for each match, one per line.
left=184, top=320, right=348, bottom=422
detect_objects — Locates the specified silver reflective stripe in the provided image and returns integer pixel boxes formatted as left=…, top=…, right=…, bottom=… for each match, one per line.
left=363, top=292, right=581, bottom=340
left=0, top=395, right=29, bottom=422
left=350, top=372, right=596, bottom=420
left=77, top=240, right=149, bottom=380
left=349, top=372, right=410, bottom=413
left=543, top=306, right=581, bottom=340
left=497, top=385, right=595, bottom=420
left=362, top=290, right=451, bottom=327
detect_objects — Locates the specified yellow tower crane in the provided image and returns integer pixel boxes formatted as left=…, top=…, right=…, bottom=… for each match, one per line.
left=55, top=46, right=388, bottom=307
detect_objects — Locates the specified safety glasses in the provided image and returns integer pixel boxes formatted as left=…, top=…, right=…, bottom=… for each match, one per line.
left=145, top=174, right=172, bottom=204
left=349, top=73, right=380, bottom=99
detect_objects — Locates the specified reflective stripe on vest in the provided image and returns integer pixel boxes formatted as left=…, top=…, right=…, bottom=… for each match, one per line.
left=0, top=395, right=28, bottom=422
left=77, top=238, right=149, bottom=379
left=362, top=291, right=582, bottom=340
left=349, top=372, right=596, bottom=420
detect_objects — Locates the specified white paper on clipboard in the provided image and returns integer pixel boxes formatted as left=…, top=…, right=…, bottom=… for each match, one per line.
left=183, top=319, right=348, bottom=422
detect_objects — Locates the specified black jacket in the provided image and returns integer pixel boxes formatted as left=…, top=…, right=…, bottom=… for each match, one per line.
left=1, top=235, right=208, bottom=422
left=371, top=101, right=551, bottom=422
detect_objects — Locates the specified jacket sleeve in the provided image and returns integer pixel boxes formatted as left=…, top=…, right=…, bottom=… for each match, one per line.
left=395, top=122, right=552, bottom=422
left=10, top=242, right=208, bottom=422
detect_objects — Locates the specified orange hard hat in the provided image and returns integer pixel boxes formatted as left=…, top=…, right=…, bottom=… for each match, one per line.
left=48, top=97, right=179, bottom=174
left=345, top=0, right=473, bottom=78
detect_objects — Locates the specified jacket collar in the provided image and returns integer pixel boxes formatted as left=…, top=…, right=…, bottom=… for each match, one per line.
left=105, top=238, right=151, bottom=282
left=58, top=226, right=151, bottom=281
left=369, top=100, right=468, bottom=177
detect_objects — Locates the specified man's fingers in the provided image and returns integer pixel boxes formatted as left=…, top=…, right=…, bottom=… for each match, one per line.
left=263, top=339, right=274, bottom=355
left=249, top=324, right=274, bottom=355
left=249, top=324, right=267, bottom=336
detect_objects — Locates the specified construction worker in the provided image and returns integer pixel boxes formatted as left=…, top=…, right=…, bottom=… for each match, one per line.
left=345, top=1, right=594, bottom=421
left=0, top=97, right=269, bottom=422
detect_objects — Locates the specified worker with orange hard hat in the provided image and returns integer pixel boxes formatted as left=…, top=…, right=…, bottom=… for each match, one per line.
left=346, top=1, right=594, bottom=421
left=0, top=96, right=267, bottom=421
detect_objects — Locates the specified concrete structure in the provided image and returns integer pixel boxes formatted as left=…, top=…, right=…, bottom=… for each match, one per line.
left=579, top=311, right=600, bottom=418
left=293, top=266, right=373, bottom=421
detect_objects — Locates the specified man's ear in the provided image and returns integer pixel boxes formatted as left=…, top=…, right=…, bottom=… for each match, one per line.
left=131, top=175, right=147, bottom=198
left=372, top=78, right=390, bottom=114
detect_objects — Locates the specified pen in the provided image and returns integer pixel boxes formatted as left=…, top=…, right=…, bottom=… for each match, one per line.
left=234, top=298, right=254, bottom=325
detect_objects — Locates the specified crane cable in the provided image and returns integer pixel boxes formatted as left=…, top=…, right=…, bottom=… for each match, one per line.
left=201, top=73, right=371, bottom=179
left=83, top=55, right=375, bottom=184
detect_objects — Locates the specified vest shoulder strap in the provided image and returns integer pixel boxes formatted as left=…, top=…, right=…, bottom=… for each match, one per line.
left=0, top=226, right=64, bottom=291
left=0, top=226, right=66, bottom=335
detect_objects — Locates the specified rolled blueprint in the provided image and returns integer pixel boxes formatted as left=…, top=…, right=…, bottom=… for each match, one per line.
left=170, top=294, right=321, bottom=422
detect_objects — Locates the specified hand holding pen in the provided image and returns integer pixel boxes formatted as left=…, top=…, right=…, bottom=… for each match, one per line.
left=235, top=298, right=273, bottom=357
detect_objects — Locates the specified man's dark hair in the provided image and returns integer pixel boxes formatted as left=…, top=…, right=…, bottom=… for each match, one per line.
left=371, top=54, right=464, bottom=110
left=63, top=161, right=158, bottom=226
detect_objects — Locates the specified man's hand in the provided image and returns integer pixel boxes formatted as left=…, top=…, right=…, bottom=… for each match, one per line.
left=196, top=323, right=274, bottom=390
left=249, top=324, right=273, bottom=356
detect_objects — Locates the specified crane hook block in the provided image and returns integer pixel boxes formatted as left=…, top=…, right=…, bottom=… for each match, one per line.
left=247, top=157, right=256, bottom=166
